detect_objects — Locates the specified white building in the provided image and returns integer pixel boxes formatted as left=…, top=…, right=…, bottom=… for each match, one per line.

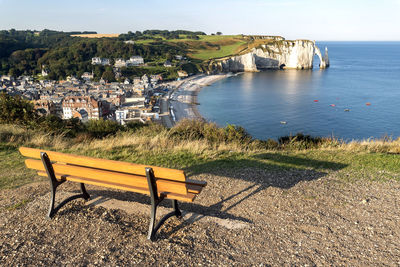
left=127, top=56, right=144, bottom=66
left=81, top=72, right=94, bottom=81
left=41, top=65, right=49, bottom=77
left=115, top=109, right=128, bottom=125
left=62, top=96, right=103, bottom=120
left=92, top=57, right=111, bottom=66
left=114, top=56, right=144, bottom=68
left=114, top=58, right=126, bottom=68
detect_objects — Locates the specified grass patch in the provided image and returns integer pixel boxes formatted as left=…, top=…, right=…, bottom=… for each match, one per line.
left=4, top=199, right=31, bottom=211
left=1, top=122, right=400, bottom=190
left=190, top=41, right=247, bottom=60
left=135, top=35, right=248, bottom=60
left=0, top=143, right=40, bottom=189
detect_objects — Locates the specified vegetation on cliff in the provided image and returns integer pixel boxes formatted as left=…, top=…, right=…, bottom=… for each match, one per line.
left=0, top=29, right=302, bottom=79
left=0, top=29, right=193, bottom=80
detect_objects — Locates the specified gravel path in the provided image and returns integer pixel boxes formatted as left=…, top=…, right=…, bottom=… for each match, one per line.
left=1, top=168, right=400, bottom=266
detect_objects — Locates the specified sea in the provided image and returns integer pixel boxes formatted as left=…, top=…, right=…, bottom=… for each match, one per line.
left=197, top=42, right=400, bottom=141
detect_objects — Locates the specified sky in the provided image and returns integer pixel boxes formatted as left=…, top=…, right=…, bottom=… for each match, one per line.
left=1, top=0, right=400, bottom=41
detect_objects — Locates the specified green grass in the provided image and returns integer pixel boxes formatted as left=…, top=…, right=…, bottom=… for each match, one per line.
left=1, top=121, right=400, bottom=190
left=0, top=144, right=40, bottom=189
left=135, top=34, right=242, bottom=43
left=3, top=142, right=399, bottom=192
left=189, top=41, right=247, bottom=60
left=134, top=35, right=248, bottom=60
left=168, top=35, right=242, bottom=43
left=4, top=199, right=31, bottom=211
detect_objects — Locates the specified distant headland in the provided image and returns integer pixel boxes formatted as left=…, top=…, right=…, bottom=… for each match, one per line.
left=0, top=29, right=329, bottom=82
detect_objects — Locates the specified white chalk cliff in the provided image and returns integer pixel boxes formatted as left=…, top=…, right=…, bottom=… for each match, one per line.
left=210, top=39, right=329, bottom=72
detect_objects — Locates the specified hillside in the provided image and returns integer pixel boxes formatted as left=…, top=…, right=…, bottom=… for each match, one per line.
left=1, top=122, right=400, bottom=265
left=0, top=29, right=303, bottom=80
left=125, top=34, right=285, bottom=61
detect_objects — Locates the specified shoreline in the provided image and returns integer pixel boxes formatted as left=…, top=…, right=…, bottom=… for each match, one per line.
left=168, top=74, right=229, bottom=124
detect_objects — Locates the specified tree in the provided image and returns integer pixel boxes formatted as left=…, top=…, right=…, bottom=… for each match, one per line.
left=102, top=70, right=116, bottom=82
left=0, top=92, right=37, bottom=125
left=216, top=32, right=222, bottom=35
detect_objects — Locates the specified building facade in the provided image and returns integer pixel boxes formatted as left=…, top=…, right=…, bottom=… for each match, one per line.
left=62, top=96, right=103, bottom=120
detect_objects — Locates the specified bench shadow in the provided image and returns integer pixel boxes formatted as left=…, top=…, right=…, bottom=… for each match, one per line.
left=185, top=154, right=347, bottom=214
left=65, top=153, right=347, bottom=240
left=161, top=154, right=347, bottom=239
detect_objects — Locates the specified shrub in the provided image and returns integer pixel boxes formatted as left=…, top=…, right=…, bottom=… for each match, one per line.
left=169, top=119, right=253, bottom=145
left=224, top=124, right=252, bottom=143
left=125, top=121, right=148, bottom=132
left=169, top=119, right=221, bottom=141
left=0, top=92, right=37, bottom=126
left=278, top=133, right=330, bottom=149
left=35, top=115, right=66, bottom=133
left=85, top=119, right=123, bottom=138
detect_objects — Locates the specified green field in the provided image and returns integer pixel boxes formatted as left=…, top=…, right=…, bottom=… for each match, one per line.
left=135, top=35, right=249, bottom=60
left=190, top=41, right=247, bottom=60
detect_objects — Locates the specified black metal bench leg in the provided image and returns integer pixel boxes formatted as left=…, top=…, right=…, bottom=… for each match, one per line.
left=147, top=199, right=183, bottom=241
left=146, top=167, right=162, bottom=241
left=147, top=197, right=158, bottom=240
left=42, top=152, right=65, bottom=219
left=80, top=183, right=90, bottom=200
left=172, top=199, right=182, bottom=218
left=146, top=167, right=183, bottom=241
left=48, top=179, right=58, bottom=218
left=41, top=152, right=91, bottom=219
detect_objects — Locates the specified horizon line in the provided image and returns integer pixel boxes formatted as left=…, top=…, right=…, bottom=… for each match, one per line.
left=2, top=28, right=400, bottom=42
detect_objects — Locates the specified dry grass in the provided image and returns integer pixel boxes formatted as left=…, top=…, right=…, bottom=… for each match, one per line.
left=0, top=124, right=71, bottom=149
left=341, top=138, right=400, bottom=153
left=2, top=124, right=400, bottom=155
left=73, top=131, right=246, bottom=156
left=0, top=124, right=244, bottom=157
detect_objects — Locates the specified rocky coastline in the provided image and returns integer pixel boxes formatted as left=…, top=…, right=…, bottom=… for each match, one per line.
left=209, top=39, right=330, bottom=72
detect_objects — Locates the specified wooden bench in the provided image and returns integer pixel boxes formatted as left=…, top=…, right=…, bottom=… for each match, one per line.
left=19, top=147, right=206, bottom=241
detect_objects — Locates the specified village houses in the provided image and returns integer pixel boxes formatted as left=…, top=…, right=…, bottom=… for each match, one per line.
left=62, top=96, right=104, bottom=120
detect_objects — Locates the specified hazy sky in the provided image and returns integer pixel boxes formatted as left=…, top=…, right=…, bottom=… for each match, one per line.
left=1, top=0, right=400, bottom=41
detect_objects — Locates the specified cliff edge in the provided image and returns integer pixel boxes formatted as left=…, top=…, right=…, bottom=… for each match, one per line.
left=208, top=37, right=329, bottom=72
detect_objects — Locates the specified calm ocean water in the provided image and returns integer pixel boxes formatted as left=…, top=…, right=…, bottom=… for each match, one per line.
left=198, top=42, right=400, bottom=141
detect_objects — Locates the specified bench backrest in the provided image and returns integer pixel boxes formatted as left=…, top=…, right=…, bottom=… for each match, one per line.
left=19, top=147, right=190, bottom=197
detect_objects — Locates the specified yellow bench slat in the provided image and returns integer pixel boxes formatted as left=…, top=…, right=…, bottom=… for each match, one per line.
left=26, top=159, right=187, bottom=195
left=187, top=184, right=204, bottom=194
left=19, top=147, right=186, bottom=182
left=36, top=171, right=196, bottom=202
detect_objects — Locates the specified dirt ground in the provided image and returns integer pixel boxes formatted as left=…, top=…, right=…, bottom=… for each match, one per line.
left=1, top=167, right=399, bottom=266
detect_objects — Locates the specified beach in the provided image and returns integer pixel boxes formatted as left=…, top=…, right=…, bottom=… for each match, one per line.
left=167, top=74, right=228, bottom=124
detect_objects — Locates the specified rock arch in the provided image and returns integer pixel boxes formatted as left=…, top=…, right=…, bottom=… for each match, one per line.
left=314, top=45, right=329, bottom=69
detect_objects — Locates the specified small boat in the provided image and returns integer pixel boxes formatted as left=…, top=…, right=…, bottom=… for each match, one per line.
left=366, top=102, right=371, bottom=106
left=344, top=109, right=350, bottom=112
left=314, top=100, right=319, bottom=102
left=280, top=121, right=287, bottom=124
left=330, top=104, right=336, bottom=107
